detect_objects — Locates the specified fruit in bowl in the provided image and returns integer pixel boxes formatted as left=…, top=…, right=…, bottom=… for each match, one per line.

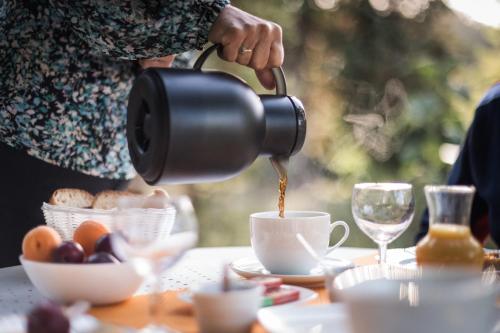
left=95, top=233, right=125, bottom=261
left=53, top=241, right=85, bottom=263
left=22, top=226, right=62, bottom=262
left=22, top=222, right=117, bottom=264
left=86, top=252, right=119, bottom=264
left=73, top=220, right=110, bottom=256
left=20, top=224, right=143, bottom=305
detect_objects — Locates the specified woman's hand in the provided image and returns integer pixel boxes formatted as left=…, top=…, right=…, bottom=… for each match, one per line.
left=208, top=5, right=284, bottom=90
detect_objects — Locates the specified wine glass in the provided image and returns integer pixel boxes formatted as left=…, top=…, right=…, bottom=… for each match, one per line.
left=352, top=183, right=415, bottom=264
left=112, top=194, right=198, bottom=333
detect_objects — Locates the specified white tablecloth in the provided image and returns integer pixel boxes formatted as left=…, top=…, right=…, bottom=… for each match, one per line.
left=0, top=246, right=373, bottom=316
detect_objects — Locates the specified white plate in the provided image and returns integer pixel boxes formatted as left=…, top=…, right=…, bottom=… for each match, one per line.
left=230, top=257, right=326, bottom=286
left=258, top=303, right=350, bottom=333
left=178, top=284, right=318, bottom=307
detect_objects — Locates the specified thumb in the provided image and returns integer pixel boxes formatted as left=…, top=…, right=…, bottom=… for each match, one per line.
left=139, top=55, right=176, bottom=69
left=255, top=69, right=276, bottom=90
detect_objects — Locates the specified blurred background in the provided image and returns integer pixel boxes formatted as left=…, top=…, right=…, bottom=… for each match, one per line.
left=137, top=0, right=500, bottom=249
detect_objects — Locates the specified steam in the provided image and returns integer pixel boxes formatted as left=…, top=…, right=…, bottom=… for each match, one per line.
left=344, top=78, right=408, bottom=162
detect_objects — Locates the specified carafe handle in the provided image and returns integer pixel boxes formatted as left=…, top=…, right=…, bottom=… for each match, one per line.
left=193, top=44, right=287, bottom=96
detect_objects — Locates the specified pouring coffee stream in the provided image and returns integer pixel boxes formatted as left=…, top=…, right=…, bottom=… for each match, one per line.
left=270, top=157, right=288, bottom=218
left=127, top=44, right=306, bottom=212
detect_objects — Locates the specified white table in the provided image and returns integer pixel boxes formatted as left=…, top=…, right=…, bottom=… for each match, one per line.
left=0, top=246, right=373, bottom=316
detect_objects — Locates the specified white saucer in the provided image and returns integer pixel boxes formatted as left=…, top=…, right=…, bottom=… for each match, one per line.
left=258, top=303, right=350, bottom=333
left=178, top=284, right=318, bottom=307
left=230, top=257, right=327, bottom=286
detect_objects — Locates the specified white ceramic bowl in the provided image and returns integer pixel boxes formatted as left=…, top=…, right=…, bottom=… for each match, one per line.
left=335, top=265, right=499, bottom=333
left=20, top=255, right=144, bottom=305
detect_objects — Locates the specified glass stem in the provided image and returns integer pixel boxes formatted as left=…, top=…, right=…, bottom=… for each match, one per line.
left=149, top=263, right=164, bottom=328
left=378, top=242, right=387, bottom=264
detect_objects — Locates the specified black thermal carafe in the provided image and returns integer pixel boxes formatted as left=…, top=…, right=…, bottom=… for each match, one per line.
left=127, top=44, right=306, bottom=184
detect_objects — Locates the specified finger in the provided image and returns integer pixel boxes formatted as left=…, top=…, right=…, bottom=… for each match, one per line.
left=256, top=44, right=283, bottom=90
left=236, top=48, right=253, bottom=66
left=256, top=69, right=276, bottom=90
left=266, top=42, right=284, bottom=68
left=249, top=30, right=272, bottom=70
left=236, top=35, right=258, bottom=66
left=220, top=29, right=246, bottom=62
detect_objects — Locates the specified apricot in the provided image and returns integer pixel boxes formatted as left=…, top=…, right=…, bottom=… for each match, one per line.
left=73, top=220, right=110, bottom=256
left=22, top=226, right=62, bottom=262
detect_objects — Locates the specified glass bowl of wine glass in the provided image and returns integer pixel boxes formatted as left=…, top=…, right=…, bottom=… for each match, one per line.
left=352, top=183, right=415, bottom=264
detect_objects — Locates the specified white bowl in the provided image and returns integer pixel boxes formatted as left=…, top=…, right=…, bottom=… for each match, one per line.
left=336, top=265, right=499, bottom=333
left=20, top=255, right=144, bottom=305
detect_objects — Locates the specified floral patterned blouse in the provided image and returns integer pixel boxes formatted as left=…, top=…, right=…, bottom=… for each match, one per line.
left=0, top=0, right=229, bottom=179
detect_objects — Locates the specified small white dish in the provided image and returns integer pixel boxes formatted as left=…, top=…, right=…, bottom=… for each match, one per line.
left=192, top=280, right=262, bottom=333
left=230, top=257, right=329, bottom=286
left=258, top=303, right=350, bottom=333
left=179, top=284, right=318, bottom=307
left=20, top=255, right=144, bottom=305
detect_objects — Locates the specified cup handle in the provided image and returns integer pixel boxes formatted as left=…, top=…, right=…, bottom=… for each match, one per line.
left=325, top=221, right=350, bottom=256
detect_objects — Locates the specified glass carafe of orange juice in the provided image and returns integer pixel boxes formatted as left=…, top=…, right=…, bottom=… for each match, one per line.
left=416, top=185, right=484, bottom=269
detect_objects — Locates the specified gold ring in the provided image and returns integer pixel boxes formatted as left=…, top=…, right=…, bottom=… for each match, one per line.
left=239, top=47, right=253, bottom=54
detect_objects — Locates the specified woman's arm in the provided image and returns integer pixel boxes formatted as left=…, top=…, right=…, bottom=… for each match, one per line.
left=59, top=0, right=229, bottom=59
left=58, top=1, right=283, bottom=89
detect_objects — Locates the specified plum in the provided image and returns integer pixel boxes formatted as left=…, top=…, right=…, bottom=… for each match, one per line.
left=94, top=234, right=125, bottom=261
left=86, top=252, right=119, bottom=264
left=53, top=241, right=85, bottom=263
left=27, top=301, right=69, bottom=333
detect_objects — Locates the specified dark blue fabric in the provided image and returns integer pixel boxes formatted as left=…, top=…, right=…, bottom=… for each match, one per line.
left=417, top=83, right=500, bottom=246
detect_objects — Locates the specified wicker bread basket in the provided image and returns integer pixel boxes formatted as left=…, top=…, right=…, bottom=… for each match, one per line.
left=42, top=202, right=176, bottom=241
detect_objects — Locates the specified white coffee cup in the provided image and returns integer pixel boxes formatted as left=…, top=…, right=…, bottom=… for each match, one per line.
left=250, top=211, right=350, bottom=275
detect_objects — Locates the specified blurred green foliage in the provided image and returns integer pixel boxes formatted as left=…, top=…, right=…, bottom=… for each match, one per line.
left=184, top=0, right=500, bottom=249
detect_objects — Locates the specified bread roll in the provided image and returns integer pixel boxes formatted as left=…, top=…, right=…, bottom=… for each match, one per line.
left=49, top=188, right=94, bottom=208
left=91, top=191, right=138, bottom=210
